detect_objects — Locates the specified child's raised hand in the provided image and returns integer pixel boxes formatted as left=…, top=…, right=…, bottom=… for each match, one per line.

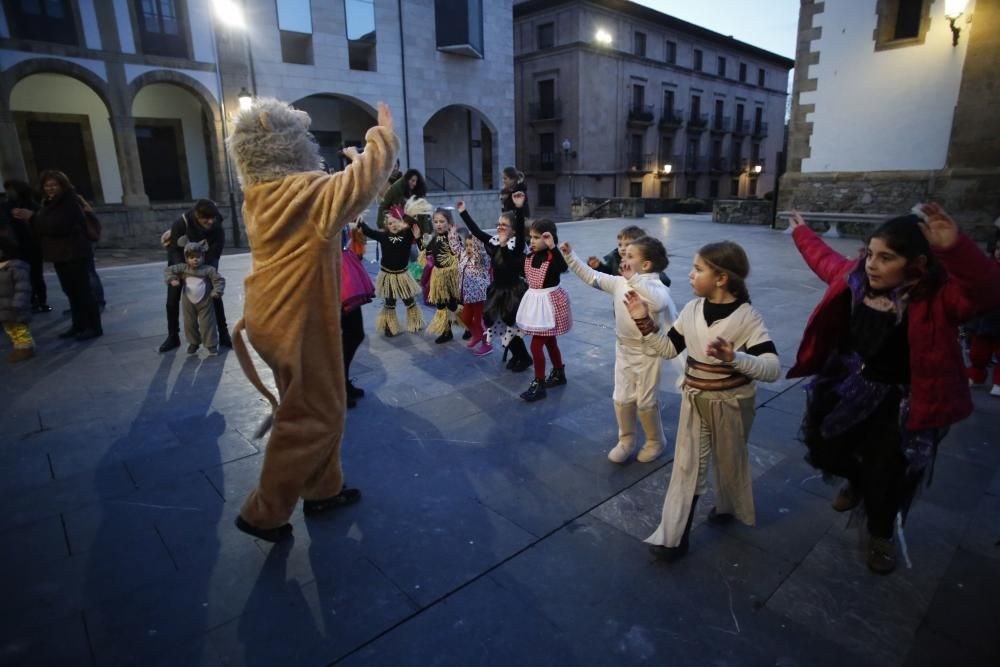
left=541, top=231, right=555, bottom=249
left=916, top=202, right=959, bottom=250
left=169, top=279, right=180, bottom=287
left=511, top=191, right=525, bottom=208
left=559, top=241, right=572, bottom=254
left=706, top=336, right=735, bottom=363
left=376, top=101, right=394, bottom=131
left=587, top=256, right=601, bottom=269
left=411, top=223, right=421, bottom=238
left=789, top=210, right=806, bottom=229
left=456, top=201, right=466, bottom=213
left=620, top=261, right=634, bottom=280
left=623, top=290, right=649, bottom=319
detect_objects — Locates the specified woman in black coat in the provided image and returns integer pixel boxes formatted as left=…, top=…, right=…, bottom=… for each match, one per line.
left=500, top=166, right=530, bottom=217
left=30, top=170, right=102, bottom=340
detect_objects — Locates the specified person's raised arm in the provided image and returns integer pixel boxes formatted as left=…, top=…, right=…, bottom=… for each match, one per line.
left=789, top=211, right=853, bottom=285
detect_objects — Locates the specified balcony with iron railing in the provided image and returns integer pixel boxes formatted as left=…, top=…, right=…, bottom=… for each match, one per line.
left=528, top=152, right=562, bottom=173
left=751, top=121, right=769, bottom=138
left=529, top=100, right=563, bottom=123
left=686, top=113, right=709, bottom=132
left=626, top=152, right=656, bottom=172
left=628, top=104, right=655, bottom=126
left=658, top=108, right=684, bottom=129
left=710, top=116, right=731, bottom=134
left=732, top=119, right=750, bottom=136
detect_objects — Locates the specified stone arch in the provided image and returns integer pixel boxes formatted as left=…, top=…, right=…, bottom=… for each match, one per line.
left=291, top=93, right=379, bottom=172
left=1, top=57, right=114, bottom=114
left=129, top=71, right=224, bottom=201
left=421, top=104, right=499, bottom=192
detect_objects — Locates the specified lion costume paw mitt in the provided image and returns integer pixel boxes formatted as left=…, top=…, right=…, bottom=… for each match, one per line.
left=227, top=97, right=399, bottom=542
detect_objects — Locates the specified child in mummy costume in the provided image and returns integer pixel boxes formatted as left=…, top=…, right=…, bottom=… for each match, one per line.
left=358, top=205, right=425, bottom=336
left=227, top=98, right=398, bottom=542
left=561, top=235, right=678, bottom=463
left=625, top=242, right=780, bottom=561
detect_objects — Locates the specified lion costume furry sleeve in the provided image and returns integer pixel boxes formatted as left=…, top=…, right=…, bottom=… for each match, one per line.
left=227, top=98, right=399, bottom=540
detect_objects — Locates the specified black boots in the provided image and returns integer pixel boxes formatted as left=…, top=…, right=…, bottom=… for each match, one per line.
left=235, top=516, right=292, bottom=543
left=706, top=507, right=735, bottom=525
left=544, top=366, right=567, bottom=388
left=520, top=378, right=547, bottom=402
left=506, top=337, right=531, bottom=372
left=649, top=495, right=699, bottom=562
left=303, top=487, right=362, bottom=515
left=159, top=334, right=181, bottom=353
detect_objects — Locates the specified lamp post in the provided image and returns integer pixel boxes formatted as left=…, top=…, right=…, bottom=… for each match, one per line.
left=209, top=0, right=248, bottom=248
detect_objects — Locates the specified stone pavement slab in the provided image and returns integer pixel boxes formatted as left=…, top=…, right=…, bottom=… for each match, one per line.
left=1, top=214, right=997, bottom=665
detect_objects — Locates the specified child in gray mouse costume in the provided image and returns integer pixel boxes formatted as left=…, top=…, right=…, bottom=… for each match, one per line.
left=164, top=239, right=226, bottom=355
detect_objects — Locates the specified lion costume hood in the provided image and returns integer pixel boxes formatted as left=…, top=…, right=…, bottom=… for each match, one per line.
left=226, top=97, right=399, bottom=537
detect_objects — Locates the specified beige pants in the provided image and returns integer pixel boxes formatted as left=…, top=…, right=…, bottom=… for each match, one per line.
left=613, top=341, right=662, bottom=409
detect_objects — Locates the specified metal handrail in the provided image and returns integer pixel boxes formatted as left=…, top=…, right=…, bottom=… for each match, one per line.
left=425, top=167, right=471, bottom=192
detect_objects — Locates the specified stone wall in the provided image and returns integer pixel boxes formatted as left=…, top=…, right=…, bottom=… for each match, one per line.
left=712, top=199, right=773, bottom=225
left=422, top=190, right=503, bottom=229
left=570, top=197, right=645, bottom=220
left=93, top=201, right=245, bottom=249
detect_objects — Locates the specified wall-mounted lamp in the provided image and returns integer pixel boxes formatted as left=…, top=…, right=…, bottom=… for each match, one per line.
left=238, top=87, right=253, bottom=111
left=753, top=164, right=763, bottom=174
left=662, top=164, right=673, bottom=175
left=562, top=138, right=577, bottom=159
left=945, top=0, right=970, bottom=47
left=595, top=29, right=613, bottom=45
left=213, top=0, right=246, bottom=28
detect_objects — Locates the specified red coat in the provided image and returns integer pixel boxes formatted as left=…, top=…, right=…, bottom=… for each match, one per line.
left=788, top=226, right=1000, bottom=431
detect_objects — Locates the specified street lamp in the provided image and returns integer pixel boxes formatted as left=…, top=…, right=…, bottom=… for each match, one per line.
left=944, top=0, right=970, bottom=47
left=662, top=164, right=672, bottom=175
left=753, top=164, right=763, bottom=174
left=209, top=0, right=249, bottom=247
left=595, top=29, right=612, bottom=45
left=561, top=138, right=577, bottom=159
left=238, top=87, right=253, bottom=111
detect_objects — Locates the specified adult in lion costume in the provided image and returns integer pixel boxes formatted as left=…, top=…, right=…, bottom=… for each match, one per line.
left=228, top=98, right=399, bottom=541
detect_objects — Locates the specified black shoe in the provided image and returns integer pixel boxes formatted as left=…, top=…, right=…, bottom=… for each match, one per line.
left=187, top=344, right=199, bottom=354
left=346, top=380, right=365, bottom=399
left=867, top=537, right=897, bottom=575
left=649, top=495, right=699, bottom=562
left=32, top=304, right=52, bottom=314
left=706, top=507, right=735, bottom=525
left=159, top=335, right=181, bottom=353
left=509, top=356, right=532, bottom=373
left=303, top=487, right=362, bottom=515
left=218, top=330, right=233, bottom=348
left=506, top=355, right=517, bottom=370
left=74, top=329, right=102, bottom=341
left=462, top=329, right=472, bottom=340
left=520, top=378, right=547, bottom=402
left=435, top=330, right=454, bottom=344
left=544, top=366, right=567, bottom=388
left=235, top=516, right=293, bottom=542
left=58, top=328, right=79, bottom=339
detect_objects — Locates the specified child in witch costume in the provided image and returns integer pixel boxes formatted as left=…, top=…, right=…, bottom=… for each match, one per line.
left=516, top=219, right=572, bottom=401
left=227, top=97, right=399, bottom=542
left=787, top=205, right=1000, bottom=573
left=625, top=242, right=780, bottom=562
left=425, top=207, right=464, bottom=343
left=456, top=193, right=532, bottom=370
left=359, top=205, right=425, bottom=336
left=562, top=235, right=678, bottom=463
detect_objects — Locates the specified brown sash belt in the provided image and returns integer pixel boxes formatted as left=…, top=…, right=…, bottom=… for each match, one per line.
left=684, top=357, right=750, bottom=390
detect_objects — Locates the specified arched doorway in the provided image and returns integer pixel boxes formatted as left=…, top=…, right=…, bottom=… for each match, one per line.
left=131, top=82, right=214, bottom=202
left=291, top=94, right=377, bottom=172
left=10, top=73, right=121, bottom=203
left=422, top=105, right=496, bottom=192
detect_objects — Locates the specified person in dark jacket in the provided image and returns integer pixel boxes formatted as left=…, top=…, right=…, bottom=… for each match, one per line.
left=4, top=179, right=50, bottom=313
left=376, top=168, right=426, bottom=231
left=0, top=227, right=35, bottom=362
left=500, top=166, right=530, bottom=218
left=30, top=170, right=102, bottom=341
left=158, top=199, right=231, bottom=352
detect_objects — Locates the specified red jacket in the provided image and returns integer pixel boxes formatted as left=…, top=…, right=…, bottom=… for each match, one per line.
left=788, top=225, right=1000, bottom=430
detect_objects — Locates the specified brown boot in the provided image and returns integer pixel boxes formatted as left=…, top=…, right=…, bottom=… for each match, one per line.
left=7, top=347, right=35, bottom=363
left=831, top=483, right=861, bottom=512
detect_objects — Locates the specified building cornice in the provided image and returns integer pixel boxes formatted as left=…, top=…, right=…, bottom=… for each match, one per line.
left=0, top=38, right=217, bottom=72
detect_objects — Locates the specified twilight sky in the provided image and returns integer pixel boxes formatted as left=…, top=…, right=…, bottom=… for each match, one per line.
left=630, top=0, right=800, bottom=59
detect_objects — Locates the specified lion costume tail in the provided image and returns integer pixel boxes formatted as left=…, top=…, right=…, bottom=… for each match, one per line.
left=231, top=318, right=279, bottom=439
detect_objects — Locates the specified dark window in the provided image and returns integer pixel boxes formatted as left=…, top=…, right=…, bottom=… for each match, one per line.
left=632, top=84, right=645, bottom=110
left=537, top=183, right=556, bottom=207
left=435, top=0, right=484, bottom=58
left=709, top=179, right=719, bottom=197
left=711, top=139, right=722, bottom=160
left=894, top=0, right=922, bottom=39
left=731, top=136, right=742, bottom=164
left=731, top=177, right=740, bottom=196
left=537, top=21, right=554, bottom=49
left=280, top=31, right=313, bottom=64
left=717, top=56, right=726, bottom=77
left=754, top=106, right=764, bottom=131
left=346, top=0, right=376, bottom=71
left=739, top=63, right=747, bottom=82
left=663, top=89, right=675, bottom=115
left=690, top=94, right=701, bottom=118
left=539, top=133, right=555, bottom=171
left=629, top=181, right=643, bottom=198
left=630, top=134, right=643, bottom=158
left=714, top=99, right=724, bottom=125
left=659, top=134, right=672, bottom=162
left=135, top=123, right=186, bottom=201
left=25, top=119, right=95, bottom=201
left=537, top=79, right=556, bottom=117
left=278, top=0, right=313, bottom=64
left=686, top=178, right=697, bottom=197
left=134, top=0, right=187, bottom=58
left=665, top=40, right=676, bottom=64
left=4, top=0, right=77, bottom=44
left=736, top=103, right=745, bottom=126
left=757, top=68, right=765, bottom=87
left=751, top=141, right=761, bottom=162
left=660, top=180, right=671, bottom=198
left=693, top=48, right=703, bottom=71
left=748, top=177, right=758, bottom=196
left=686, top=137, right=698, bottom=161
left=634, top=31, right=646, bottom=57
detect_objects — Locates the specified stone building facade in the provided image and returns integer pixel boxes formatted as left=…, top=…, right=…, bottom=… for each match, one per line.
left=0, top=0, right=513, bottom=247
left=780, top=0, right=1000, bottom=236
left=513, top=0, right=793, bottom=219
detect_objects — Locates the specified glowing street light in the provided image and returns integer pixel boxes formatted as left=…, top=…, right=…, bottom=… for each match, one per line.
left=753, top=164, right=763, bottom=174
left=595, top=29, right=613, bottom=45
left=238, top=86, right=253, bottom=111
left=213, top=0, right=246, bottom=29
left=662, top=164, right=672, bottom=175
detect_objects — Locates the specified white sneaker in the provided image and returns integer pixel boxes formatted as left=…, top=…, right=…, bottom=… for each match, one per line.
left=990, top=384, right=1000, bottom=397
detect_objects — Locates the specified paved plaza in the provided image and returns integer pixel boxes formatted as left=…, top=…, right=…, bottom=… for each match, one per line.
left=1, top=214, right=998, bottom=666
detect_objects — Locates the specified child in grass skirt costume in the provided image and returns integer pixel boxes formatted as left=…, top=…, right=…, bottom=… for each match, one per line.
left=424, top=207, right=464, bottom=343
left=359, top=204, right=424, bottom=336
